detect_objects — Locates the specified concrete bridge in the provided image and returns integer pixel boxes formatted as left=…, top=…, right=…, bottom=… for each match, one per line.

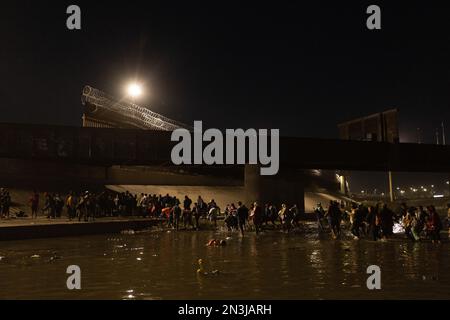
left=1, top=122, right=450, bottom=211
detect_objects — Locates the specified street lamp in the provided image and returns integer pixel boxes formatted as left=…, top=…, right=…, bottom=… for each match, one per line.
left=127, top=83, right=142, bottom=99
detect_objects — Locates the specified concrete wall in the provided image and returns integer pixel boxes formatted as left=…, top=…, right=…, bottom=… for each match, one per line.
left=245, top=165, right=306, bottom=212
left=0, top=158, right=108, bottom=189
left=105, top=166, right=241, bottom=186
left=0, top=158, right=241, bottom=189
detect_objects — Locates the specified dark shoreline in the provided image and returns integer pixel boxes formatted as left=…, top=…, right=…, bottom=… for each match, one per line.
left=0, top=218, right=164, bottom=241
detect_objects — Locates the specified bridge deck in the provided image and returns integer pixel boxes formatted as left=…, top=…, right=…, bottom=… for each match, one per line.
left=0, top=123, right=449, bottom=172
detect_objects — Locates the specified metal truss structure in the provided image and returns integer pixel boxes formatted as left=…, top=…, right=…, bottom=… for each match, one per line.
left=81, top=85, right=191, bottom=131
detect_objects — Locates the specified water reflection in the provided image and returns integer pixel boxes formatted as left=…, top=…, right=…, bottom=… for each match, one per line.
left=0, top=229, right=449, bottom=299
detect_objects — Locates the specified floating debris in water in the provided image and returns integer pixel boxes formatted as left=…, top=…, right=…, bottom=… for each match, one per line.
left=206, top=239, right=226, bottom=247
left=30, top=254, right=40, bottom=258
left=121, top=230, right=135, bottom=235
left=49, top=255, right=61, bottom=262
left=136, top=258, right=142, bottom=261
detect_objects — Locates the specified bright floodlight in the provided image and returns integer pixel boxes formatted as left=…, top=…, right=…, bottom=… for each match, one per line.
left=127, top=83, right=142, bottom=98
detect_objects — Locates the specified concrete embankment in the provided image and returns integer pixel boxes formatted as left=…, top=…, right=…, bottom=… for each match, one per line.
left=0, top=218, right=163, bottom=241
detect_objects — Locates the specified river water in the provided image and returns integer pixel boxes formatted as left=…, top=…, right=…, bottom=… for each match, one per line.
left=0, top=223, right=449, bottom=299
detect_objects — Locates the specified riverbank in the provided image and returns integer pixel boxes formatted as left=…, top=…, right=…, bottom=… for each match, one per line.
left=0, top=217, right=164, bottom=241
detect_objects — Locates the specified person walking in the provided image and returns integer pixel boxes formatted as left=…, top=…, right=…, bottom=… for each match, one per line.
left=380, top=203, right=394, bottom=238
left=29, top=191, right=39, bottom=219
left=172, top=203, right=181, bottom=231
left=426, top=206, right=442, bottom=244
left=237, top=201, right=249, bottom=236
left=366, top=205, right=380, bottom=241
left=192, top=203, right=201, bottom=230
left=314, top=203, right=325, bottom=233
left=251, top=202, right=263, bottom=234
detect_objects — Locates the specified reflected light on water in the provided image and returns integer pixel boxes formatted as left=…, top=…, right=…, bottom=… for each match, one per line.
left=0, top=230, right=449, bottom=299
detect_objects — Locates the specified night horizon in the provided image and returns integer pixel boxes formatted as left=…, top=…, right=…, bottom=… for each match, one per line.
left=2, top=1, right=450, bottom=143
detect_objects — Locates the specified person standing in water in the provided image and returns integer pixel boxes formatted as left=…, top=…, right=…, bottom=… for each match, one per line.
left=366, top=205, right=380, bottom=241
left=172, top=203, right=182, bottom=231
left=192, top=203, right=201, bottom=230
left=426, top=205, right=442, bottom=244
left=314, top=203, right=325, bottom=233
left=237, top=201, right=248, bottom=236
left=251, top=202, right=263, bottom=234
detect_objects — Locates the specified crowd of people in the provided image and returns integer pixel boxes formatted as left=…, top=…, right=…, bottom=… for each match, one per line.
left=223, top=202, right=302, bottom=236
left=1, top=188, right=448, bottom=243
left=222, top=199, right=448, bottom=243
left=314, top=201, right=445, bottom=244
left=26, top=190, right=222, bottom=226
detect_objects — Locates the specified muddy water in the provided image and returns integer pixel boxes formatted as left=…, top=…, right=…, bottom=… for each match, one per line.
left=0, top=224, right=449, bottom=299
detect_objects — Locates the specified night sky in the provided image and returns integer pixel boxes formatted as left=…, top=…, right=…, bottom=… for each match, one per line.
left=1, top=1, right=450, bottom=191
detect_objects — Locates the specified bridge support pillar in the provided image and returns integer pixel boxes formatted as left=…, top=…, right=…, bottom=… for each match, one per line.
left=244, top=165, right=305, bottom=213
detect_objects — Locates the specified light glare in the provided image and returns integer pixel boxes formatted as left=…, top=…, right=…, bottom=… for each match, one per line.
left=127, top=83, right=142, bottom=98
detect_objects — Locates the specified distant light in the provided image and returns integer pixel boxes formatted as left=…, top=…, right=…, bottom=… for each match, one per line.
left=423, top=188, right=428, bottom=192
left=446, top=181, right=449, bottom=185
left=433, top=194, right=444, bottom=198
left=431, top=185, right=434, bottom=188
left=400, top=190, right=405, bottom=194
left=127, top=83, right=142, bottom=98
